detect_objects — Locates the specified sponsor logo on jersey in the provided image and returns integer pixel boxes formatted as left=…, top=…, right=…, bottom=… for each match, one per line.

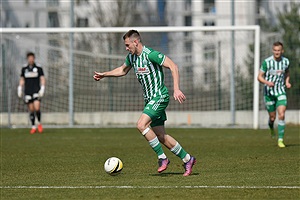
left=137, top=67, right=150, bottom=75
left=25, top=69, right=38, bottom=78
left=269, top=69, right=284, bottom=76
left=276, top=70, right=284, bottom=75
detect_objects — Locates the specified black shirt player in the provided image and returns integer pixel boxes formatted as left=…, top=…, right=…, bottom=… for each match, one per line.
left=18, top=52, right=46, bottom=134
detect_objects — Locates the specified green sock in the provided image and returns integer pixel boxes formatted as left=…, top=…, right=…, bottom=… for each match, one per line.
left=278, top=120, right=285, bottom=140
left=149, top=137, right=166, bottom=159
left=170, top=142, right=189, bottom=161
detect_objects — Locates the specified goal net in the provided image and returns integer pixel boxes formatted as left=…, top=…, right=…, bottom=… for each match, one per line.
left=0, top=26, right=261, bottom=128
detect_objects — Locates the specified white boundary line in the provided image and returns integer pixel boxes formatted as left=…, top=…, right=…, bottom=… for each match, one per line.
left=1, top=186, right=299, bottom=189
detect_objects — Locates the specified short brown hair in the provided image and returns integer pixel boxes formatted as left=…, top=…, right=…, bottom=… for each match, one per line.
left=273, top=41, right=283, bottom=48
left=123, top=30, right=141, bottom=42
left=26, top=52, right=35, bottom=58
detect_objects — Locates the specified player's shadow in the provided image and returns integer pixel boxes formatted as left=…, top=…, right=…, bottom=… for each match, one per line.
left=286, top=143, right=300, bottom=147
left=150, top=172, right=200, bottom=177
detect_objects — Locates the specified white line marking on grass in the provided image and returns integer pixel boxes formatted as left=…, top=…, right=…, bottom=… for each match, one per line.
left=1, top=186, right=299, bottom=189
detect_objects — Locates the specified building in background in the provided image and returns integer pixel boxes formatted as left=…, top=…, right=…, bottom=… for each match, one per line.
left=1, top=0, right=292, bottom=90
left=164, top=0, right=290, bottom=90
left=1, top=0, right=63, bottom=63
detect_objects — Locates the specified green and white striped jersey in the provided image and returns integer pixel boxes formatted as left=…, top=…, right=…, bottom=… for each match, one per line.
left=125, top=46, right=168, bottom=102
left=260, top=55, right=289, bottom=96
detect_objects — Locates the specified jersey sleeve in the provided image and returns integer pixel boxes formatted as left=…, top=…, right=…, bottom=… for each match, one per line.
left=286, top=58, right=290, bottom=70
left=260, top=60, right=267, bottom=72
left=20, top=68, right=25, bottom=77
left=148, top=51, right=166, bottom=66
left=124, top=54, right=132, bottom=67
left=38, top=67, right=44, bottom=77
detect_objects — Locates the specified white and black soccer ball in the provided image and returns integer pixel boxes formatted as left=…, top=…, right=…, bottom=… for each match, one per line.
left=104, top=157, right=123, bottom=175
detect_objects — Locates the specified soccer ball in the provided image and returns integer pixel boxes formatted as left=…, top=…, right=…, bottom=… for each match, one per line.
left=104, top=157, right=123, bottom=175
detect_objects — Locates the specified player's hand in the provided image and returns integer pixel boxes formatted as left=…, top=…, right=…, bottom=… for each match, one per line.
left=38, top=85, right=45, bottom=97
left=286, top=82, right=292, bottom=89
left=266, top=81, right=274, bottom=87
left=17, top=85, right=22, bottom=98
left=174, top=89, right=186, bottom=104
left=94, top=71, right=105, bottom=81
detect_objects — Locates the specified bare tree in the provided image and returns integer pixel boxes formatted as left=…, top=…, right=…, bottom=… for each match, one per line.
left=93, top=0, right=139, bottom=54
left=94, top=0, right=137, bottom=27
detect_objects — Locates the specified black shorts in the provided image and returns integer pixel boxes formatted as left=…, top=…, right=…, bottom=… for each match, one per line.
left=24, top=93, right=41, bottom=104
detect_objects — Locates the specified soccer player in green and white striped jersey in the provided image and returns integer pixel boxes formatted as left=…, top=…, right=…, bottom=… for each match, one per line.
left=257, top=41, right=291, bottom=148
left=94, top=30, right=196, bottom=176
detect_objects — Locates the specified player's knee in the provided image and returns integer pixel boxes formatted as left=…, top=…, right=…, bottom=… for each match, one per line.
left=269, top=116, right=276, bottom=122
left=136, top=122, right=148, bottom=135
left=269, top=114, right=276, bottom=122
left=136, top=121, right=142, bottom=132
left=278, top=112, right=285, bottom=120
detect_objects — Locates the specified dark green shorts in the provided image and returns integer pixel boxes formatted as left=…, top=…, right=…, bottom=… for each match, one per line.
left=143, top=94, right=169, bottom=127
left=264, top=94, right=287, bottom=112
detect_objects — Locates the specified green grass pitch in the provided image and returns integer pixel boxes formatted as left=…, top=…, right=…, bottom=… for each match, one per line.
left=1, top=127, right=299, bottom=199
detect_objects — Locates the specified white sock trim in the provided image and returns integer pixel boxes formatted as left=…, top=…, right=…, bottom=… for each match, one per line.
left=170, top=142, right=179, bottom=152
left=183, top=154, right=191, bottom=163
left=158, top=154, right=167, bottom=159
left=149, top=137, right=158, bottom=143
left=149, top=137, right=159, bottom=148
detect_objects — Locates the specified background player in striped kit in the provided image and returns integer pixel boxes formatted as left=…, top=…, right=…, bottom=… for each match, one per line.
left=257, top=41, right=291, bottom=148
left=94, top=30, right=196, bottom=176
left=18, top=52, right=46, bottom=134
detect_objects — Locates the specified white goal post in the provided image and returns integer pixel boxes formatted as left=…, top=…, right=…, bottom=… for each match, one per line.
left=1, top=26, right=260, bottom=129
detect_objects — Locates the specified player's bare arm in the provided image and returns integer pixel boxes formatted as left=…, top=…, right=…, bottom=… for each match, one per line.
left=39, top=76, right=46, bottom=97
left=94, top=64, right=131, bottom=81
left=40, top=76, right=46, bottom=86
left=162, top=56, right=186, bottom=103
left=18, top=77, right=25, bottom=98
left=285, top=69, right=291, bottom=88
left=19, top=77, right=25, bottom=87
left=257, top=71, right=274, bottom=87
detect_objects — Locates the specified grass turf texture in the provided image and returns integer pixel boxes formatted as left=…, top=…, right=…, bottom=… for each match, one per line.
left=1, top=127, right=299, bottom=199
